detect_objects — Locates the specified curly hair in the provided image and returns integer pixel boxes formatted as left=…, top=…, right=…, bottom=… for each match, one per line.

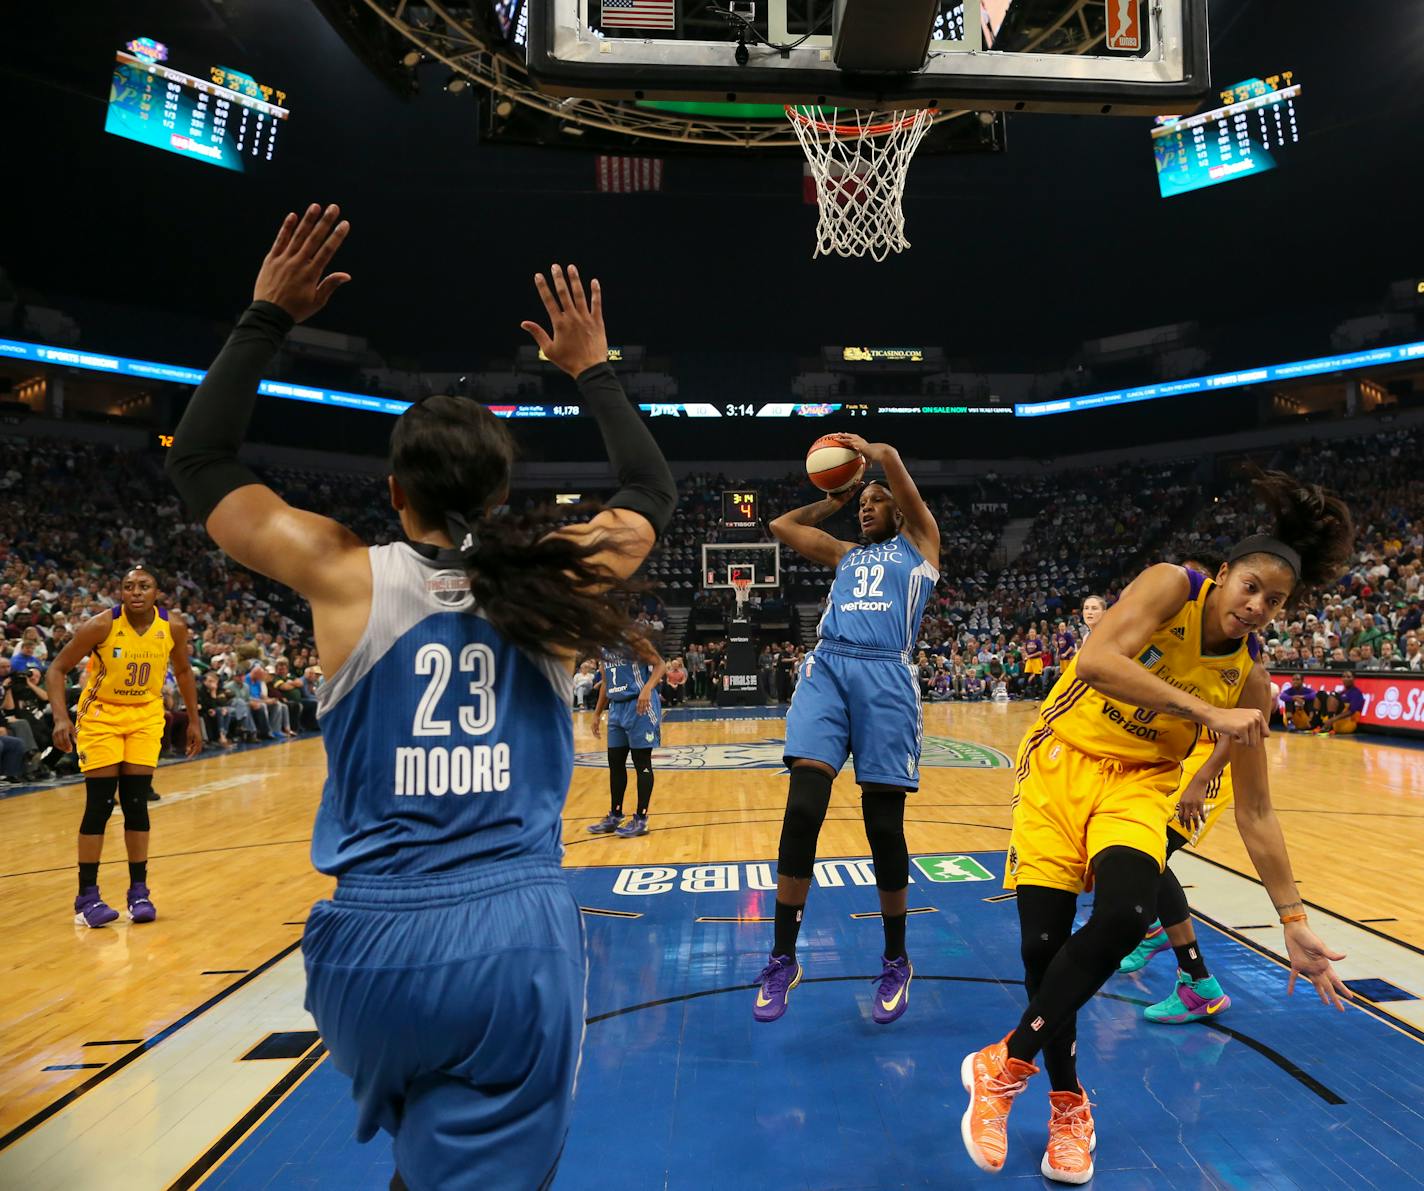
left=1232, top=469, right=1355, bottom=602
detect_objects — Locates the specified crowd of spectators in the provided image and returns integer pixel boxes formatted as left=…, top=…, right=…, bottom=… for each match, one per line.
left=4, top=421, right=1423, bottom=786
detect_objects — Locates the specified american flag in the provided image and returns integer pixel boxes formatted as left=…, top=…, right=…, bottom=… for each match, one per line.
left=597, top=155, right=664, bottom=192
left=601, top=0, right=677, bottom=30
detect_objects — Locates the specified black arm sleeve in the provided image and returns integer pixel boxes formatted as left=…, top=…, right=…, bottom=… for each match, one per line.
left=165, top=300, right=295, bottom=522
left=576, top=362, right=677, bottom=537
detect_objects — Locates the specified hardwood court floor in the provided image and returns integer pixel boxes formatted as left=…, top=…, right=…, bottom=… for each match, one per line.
left=2, top=702, right=1422, bottom=1147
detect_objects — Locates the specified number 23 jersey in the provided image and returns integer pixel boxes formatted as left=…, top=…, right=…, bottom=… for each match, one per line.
left=312, top=544, right=574, bottom=878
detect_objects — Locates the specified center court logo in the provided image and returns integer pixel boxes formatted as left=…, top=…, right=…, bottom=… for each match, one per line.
left=574, top=735, right=1012, bottom=770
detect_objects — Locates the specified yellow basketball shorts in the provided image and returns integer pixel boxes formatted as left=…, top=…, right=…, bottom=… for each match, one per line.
left=1024, top=656, right=1044, bottom=675
left=1167, top=754, right=1235, bottom=849
left=76, top=700, right=165, bottom=772
left=1005, top=728, right=1182, bottom=894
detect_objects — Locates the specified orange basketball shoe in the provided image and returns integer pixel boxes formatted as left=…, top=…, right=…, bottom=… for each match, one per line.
left=1042, top=1088, right=1096, bottom=1184
left=960, top=1036, right=1039, bottom=1173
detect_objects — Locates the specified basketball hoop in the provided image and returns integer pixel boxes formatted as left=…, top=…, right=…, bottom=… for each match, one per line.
left=785, top=105, right=935, bottom=261
left=731, top=576, right=752, bottom=615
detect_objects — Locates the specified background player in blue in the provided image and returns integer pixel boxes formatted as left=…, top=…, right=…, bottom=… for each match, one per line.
left=165, top=204, right=674, bottom=1191
left=588, top=634, right=665, bottom=837
left=755, top=433, right=940, bottom=1024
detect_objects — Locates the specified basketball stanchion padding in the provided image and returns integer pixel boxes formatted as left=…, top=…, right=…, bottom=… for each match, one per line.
left=806, top=434, right=866, bottom=492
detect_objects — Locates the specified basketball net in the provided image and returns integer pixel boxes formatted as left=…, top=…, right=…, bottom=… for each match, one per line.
left=786, top=105, right=935, bottom=261
left=731, top=577, right=752, bottom=615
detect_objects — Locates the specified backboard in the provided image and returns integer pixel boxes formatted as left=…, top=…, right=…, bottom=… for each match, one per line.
left=702, top=543, right=781, bottom=589
left=526, top=0, right=1210, bottom=115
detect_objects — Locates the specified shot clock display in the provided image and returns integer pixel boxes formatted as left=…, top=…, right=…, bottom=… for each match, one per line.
left=721, top=490, right=760, bottom=530
left=104, top=37, right=289, bottom=172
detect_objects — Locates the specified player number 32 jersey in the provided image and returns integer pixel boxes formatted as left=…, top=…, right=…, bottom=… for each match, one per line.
left=816, top=532, right=939, bottom=658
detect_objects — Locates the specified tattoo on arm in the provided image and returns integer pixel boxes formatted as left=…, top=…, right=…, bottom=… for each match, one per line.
left=1273, top=899, right=1304, bottom=915
left=1166, top=701, right=1196, bottom=718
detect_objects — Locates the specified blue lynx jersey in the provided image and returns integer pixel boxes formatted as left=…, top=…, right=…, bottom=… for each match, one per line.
left=816, top=532, right=940, bottom=657
left=600, top=647, right=661, bottom=748
left=600, top=648, right=652, bottom=702
left=312, top=544, right=574, bottom=877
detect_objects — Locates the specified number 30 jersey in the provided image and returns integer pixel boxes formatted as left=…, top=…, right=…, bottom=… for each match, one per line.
left=79, top=606, right=172, bottom=707
left=816, top=533, right=939, bottom=659
left=312, top=543, right=574, bottom=878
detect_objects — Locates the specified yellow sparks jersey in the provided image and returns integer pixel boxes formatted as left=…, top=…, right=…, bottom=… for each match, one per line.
left=79, top=606, right=173, bottom=708
left=1035, top=568, right=1259, bottom=766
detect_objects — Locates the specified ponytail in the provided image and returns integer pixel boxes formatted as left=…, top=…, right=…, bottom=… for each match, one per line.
left=391, top=396, right=643, bottom=658
left=455, top=501, right=644, bottom=657
left=1231, top=469, right=1355, bottom=604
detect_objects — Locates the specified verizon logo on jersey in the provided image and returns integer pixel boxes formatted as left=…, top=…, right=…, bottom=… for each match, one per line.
left=838, top=600, right=894, bottom=612
left=395, top=744, right=511, bottom=797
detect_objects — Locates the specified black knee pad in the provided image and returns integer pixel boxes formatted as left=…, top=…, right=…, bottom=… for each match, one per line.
left=1086, top=845, right=1161, bottom=955
left=777, top=766, right=833, bottom=879
left=630, top=749, right=653, bottom=775
left=860, top=789, right=908, bottom=890
left=80, top=775, right=119, bottom=835
left=118, top=773, right=153, bottom=832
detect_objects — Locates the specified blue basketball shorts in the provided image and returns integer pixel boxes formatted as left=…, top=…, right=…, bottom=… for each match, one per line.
left=607, top=693, right=661, bottom=749
left=783, top=645, right=924, bottom=789
left=302, top=858, right=586, bottom=1191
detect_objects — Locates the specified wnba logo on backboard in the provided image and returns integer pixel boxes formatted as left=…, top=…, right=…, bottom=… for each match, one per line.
left=1106, top=0, right=1141, bottom=51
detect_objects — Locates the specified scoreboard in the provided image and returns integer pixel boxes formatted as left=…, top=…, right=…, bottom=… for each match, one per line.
left=1152, top=74, right=1300, bottom=199
left=105, top=38, right=289, bottom=172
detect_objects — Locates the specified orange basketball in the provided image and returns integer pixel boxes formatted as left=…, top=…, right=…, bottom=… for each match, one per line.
left=806, top=434, right=865, bottom=493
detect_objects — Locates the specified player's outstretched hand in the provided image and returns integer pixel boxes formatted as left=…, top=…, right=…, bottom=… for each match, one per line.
left=521, top=265, right=608, bottom=378
left=1283, top=922, right=1349, bottom=1011
left=254, top=203, right=352, bottom=323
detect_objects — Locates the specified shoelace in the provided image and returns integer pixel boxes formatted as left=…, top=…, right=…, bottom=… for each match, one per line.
left=871, top=963, right=906, bottom=999
left=976, top=1070, right=1030, bottom=1126
left=1047, top=1099, right=1094, bottom=1158
left=757, top=960, right=790, bottom=989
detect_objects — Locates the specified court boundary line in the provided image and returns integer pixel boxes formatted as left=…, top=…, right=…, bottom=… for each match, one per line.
left=0, top=939, right=304, bottom=1153
left=561, top=815, right=1009, bottom=849
left=1188, top=907, right=1424, bottom=1047
left=1187, top=849, right=1424, bottom=958
left=175, top=1043, right=329, bottom=1191
left=561, top=849, right=1008, bottom=871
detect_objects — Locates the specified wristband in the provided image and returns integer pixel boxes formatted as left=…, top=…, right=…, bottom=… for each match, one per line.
left=1279, top=912, right=1308, bottom=925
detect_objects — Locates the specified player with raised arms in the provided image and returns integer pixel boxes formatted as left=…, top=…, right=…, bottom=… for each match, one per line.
left=960, top=472, right=1354, bottom=1184
left=753, top=432, right=940, bottom=1025
left=165, top=204, right=675, bottom=1191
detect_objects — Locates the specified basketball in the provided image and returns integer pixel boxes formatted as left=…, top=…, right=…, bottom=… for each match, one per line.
left=806, top=434, right=865, bottom=493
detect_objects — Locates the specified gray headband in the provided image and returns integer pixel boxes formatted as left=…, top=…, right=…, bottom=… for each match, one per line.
left=1228, top=534, right=1301, bottom=579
